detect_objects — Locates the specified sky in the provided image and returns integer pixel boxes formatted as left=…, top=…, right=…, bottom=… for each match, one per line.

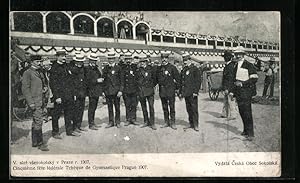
left=127, top=11, right=280, bottom=43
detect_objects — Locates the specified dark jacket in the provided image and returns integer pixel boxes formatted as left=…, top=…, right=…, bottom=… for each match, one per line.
left=233, top=60, right=258, bottom=98
left=179, top=64, right=201, bottom=97
left=21, top=67, right=44, bottom=107
left=102, top=64, right=123, bottom=96
left=222, top=61, right=236, bottom=92
left=65, top=63, right=76, bottom=97
left=157, top=63, right=180, bottom=97
left=136, top=65, right=156, bottom=97
left=122, top=64, right=138, bottom=94
left=72, top=66, right=87, bottom=98
left=85, top=65, right=103, bottom=97
left=49, top=62, right=69, bottom=100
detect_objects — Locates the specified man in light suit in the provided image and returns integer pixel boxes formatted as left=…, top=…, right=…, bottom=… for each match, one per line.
left=22, top=55, right=49, bottom=151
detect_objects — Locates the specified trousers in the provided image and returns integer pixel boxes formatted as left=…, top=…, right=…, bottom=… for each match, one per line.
left=74, top=97, right=85, bottom=129
left=139, top=95, right=155, bottom=125
left=88, top=96, right=99, bottom=127
left=221, top=93, right=237, bottom=119
left=51, top=98, right=75, bottom=135
left=106, top=95, right=120, bottom=124
left=160, top=96, right=175, bottom=125
left=236, top=96, right=254, bottom=137
left=184, top=95, right=199, bottom=128
left=262, top=76, right=275, bottom=97
left=123, top=93, right=138, bottom=122
left=32, top=106, right=44, bottom=130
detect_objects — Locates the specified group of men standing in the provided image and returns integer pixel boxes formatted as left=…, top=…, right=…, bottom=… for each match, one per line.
left=21, top=50, right=201, bottom=151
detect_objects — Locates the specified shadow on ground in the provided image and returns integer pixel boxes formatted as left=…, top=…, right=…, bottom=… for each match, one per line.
left=202, top=111, right=222, bottom=118
left=205, top=120, right=242, bottom=136
left=11, top=126, right=31, bottom=143
left=92, top=116, right=190, bottom=127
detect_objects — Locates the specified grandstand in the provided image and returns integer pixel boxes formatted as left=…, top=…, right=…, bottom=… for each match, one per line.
left=10, top=11, right=280, bottom=69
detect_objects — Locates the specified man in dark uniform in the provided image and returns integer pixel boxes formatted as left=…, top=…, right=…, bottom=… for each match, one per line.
left=232, top=46, right=258, bottom=141
left=102, top=51, right=123, bottom=128
left=179, top=53, right=201, bottom=131
left=157, top=51, right=180, bottom=130
left=221, top=50, right=237, bottom=120
left=72, top=53, right=88, bottom=133
left=85, top=53, right=104, bottom=130
left=122, top=53, right=139, bottom=126
left=136, top=54, right=157, bottom=130
left=22, top=55, right=49, bottom=151
left=49, top=50, right=80, bottom=137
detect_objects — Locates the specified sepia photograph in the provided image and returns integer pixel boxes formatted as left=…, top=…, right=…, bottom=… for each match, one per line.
left=9, top=11, right=281, bottom=177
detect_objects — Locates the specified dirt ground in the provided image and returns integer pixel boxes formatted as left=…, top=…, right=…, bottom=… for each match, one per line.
left=10, top=71, right=280, bottom=154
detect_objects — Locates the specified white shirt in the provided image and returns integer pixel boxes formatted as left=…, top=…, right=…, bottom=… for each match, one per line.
left=236, top=59, right=249, bottom=81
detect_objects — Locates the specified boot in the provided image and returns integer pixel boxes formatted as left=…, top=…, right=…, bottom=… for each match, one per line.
left=37, top=129, right=49, bottom=151
left=31, top=128, right=38, bottom=147
left=170, top=121, right=177, bottom=130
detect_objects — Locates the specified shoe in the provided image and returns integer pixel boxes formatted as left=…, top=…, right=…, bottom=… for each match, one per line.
left=131, top=121, right=139, bottom=125
left=161, top=124, right=169, bottom=128
left=194, top=126, right=199, bottom=131
left=67, top=132, right=80, bottom=137
left=243, top=136, right=254, bottom=141
left=150, top=125, right=157, bottom=130
left=74, top=128, right=81, bottom=133
left=38, top=144, right=49, bottom=151
left=140, top=123, right=148, bottom=128
left=116, top=123, right=121, bottom=128
left=32, top=128, right=38, bottom=147
left=79, top=128, right=88, bottom=132
left=183, top=125, right=193, bottom=130
left=89, top=126, right=98, bottom=130
left=170, top=125, right=177, bottom=130
left=52, top=134, right=62, bottom=139
left=227, top=117, right=236, bottom=121
left=105, top=123, right=114, bottom=128
left=124, top=122, right=131, bottom=126
left=241, top=131, right=248, bottom=136
left=94, top=124, right=101, bottom=128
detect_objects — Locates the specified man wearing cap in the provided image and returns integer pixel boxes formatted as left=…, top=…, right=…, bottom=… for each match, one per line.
left=22, top=55, right=49, bottom=151
left=118, top=53, right=126, bottom=69
left=157, top=51, right=180, bottom=130
left=50, top=50, right=80, bottom=137
left=262, top=57, right=276, bottom=99
left=136, top=54, right=157, bottom=130
left=85, top=53, right=104, bottom=130
left=179, top=53, right=201, bottom=131
left=220, top=50, right=237, bottom=120
left=232, top=46, right=258, bottom=141
left=121, top=53, right=139, bottom=126
left=102, top=51, right=124, bottom=128
left=40, top=58, right=54, bottom=123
